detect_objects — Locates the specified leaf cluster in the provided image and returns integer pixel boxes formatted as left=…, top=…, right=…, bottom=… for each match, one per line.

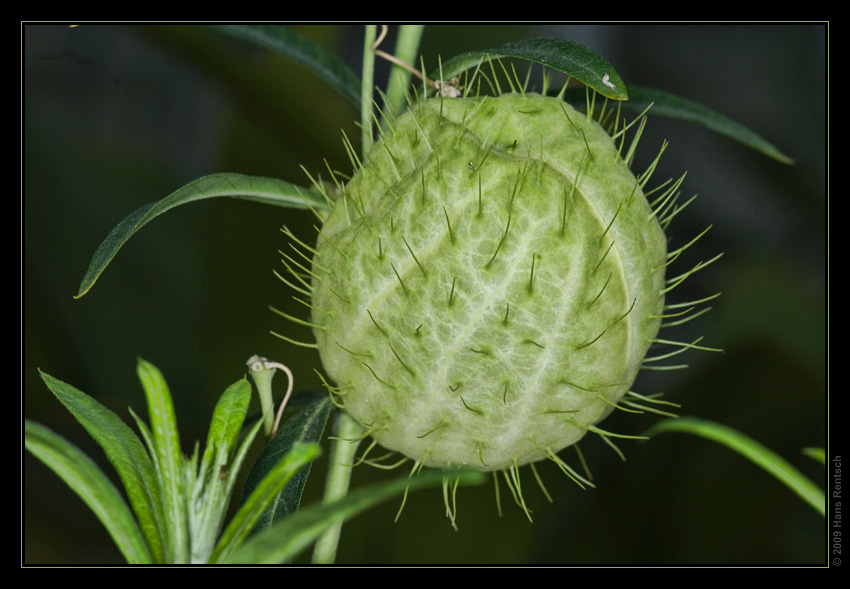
left=26, top=25, right=811, bottom=565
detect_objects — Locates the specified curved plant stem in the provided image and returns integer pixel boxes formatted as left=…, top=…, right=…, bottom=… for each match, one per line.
left=311, top=411, right=364, bottom=564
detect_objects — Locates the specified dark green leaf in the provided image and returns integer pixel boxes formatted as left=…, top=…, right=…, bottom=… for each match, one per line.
left=436, top=37, right=791, bottom=163
left=239, top=395, right=332, bottom=535
left=211, top=24, right=361, bottom=109
left=75, top=173, right=328, bottom=298
left=435, top=37, right=628, bottom=100
left=618, top=86, right=794, bottom=164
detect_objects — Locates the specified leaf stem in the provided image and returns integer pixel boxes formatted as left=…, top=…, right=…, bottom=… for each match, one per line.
left=311, top=411, right=364, bottom=564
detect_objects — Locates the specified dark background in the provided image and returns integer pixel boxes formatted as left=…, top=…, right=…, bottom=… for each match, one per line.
left=24, top=24, right=826, bottom=565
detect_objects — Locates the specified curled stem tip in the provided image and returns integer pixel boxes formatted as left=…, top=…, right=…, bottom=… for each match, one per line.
left=247, top=355, right=295, bottom=438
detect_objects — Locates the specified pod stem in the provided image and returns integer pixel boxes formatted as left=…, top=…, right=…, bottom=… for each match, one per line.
left=382, top=25, right=426, bottom=130
left=364, top=25, right=428, bottom=154
left=361, top=26, right=378, bottom=155
left=311, top=410, right=365, bottom=564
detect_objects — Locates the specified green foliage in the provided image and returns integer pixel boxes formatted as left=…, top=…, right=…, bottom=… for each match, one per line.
left=237, top=395, right=331, bottom=536
left=435, top=37, right=629, bottom=100
left=27, top=361, right=475, bottom=564
left=25, top=419, right=154, bottom=564
left=75, top=173, right=329, bottom=298
left=222, top=468, right=484, bottom=564
left=69, top=28, right=793, bottom=304
left=25, top=24, right=823, bottom=565
left=645, top=417, right=824, bottom=517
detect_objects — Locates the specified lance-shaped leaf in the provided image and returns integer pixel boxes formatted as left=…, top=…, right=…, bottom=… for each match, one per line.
left=37, top=370, right=165, bottom=563
left=238, top=395, right=332, bottom=535
left=617, top=85, right=794, bottom=164
left=435, top=37, right=628, bottom=100
left=222, top=468, right=486, bottom=564
left=200, top=377, right=252, bottom=474
left=646, top=417, right=824, bottom=516
left=75, top=173, right=328, bottom=298
left=136, top=359, right=189, bottom=562
left=189, top=378, right=254, bottom=562
left=193, top=405, right=264, bottom=562
left=210, top=441, right=321, bottom=563
left=210, top=24, right=361, bottom=109
left=25, top=420, right=153, bottom=564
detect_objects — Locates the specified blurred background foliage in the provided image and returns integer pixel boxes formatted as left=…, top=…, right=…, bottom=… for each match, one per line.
left=24, top=24, right=826, bottom=564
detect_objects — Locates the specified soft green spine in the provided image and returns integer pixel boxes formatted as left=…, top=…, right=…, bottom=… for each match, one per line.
left=311, top=93, right=667, bottom=471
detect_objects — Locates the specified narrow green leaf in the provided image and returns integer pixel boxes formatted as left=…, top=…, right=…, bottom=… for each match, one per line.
left=201, top=378, right=252, bottom=471
left=238, top=395, right=332, bottom=535
left=222, top=468, right=486, bottom=564
left=435, top=37, right=628, bottom=100
left=645, top=417, right=824, bottom=517
left=223, top=417, right=265, bottom=508
left=37, top=370, right=165, bottom=563
left=136, top=359, right=189, bottom=562
left=618, top=86, right=794, bottom=164
left=25, top=420, right=153, bottom=564
left=802, top=447, right=825, bottom=465
left=189, top=378, right=255, bottom=562
left=192, top=416, right=265, bottom=564
left=211, top=442, right=320, bottom=563
left=210, top=24, right=361, bottom=109
left=75, top=173, right=328, bottom=298
left=436, top=37, right=790, bottom=164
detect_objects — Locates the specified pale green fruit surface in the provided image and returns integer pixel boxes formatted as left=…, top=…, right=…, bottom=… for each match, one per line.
left=311, top=93, right=667, bottom=471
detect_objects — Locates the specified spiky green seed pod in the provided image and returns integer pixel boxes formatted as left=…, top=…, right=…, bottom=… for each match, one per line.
left=310, top=92, right=668, bottom=472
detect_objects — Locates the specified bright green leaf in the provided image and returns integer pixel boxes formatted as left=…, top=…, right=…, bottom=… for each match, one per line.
left=645, top=417, right=824, bottom=517
left=25, top=420, right=153, bottom=564
left=190, top=416, right=265, bottom=564
left=211, top=442, right=320, bottom=563
left=435, top=37, right=628, bottom=100
left=37, top=370, right=165, bottom=563
left=201, top=378, right=252, bottom=470
left=136, top=358, right=189, bottom=562
left=187, top=378, right=255, bottom=562
left=222, top=468, right=486, bottom=564
left=801, top=447, right=825, bottom=465
left=75, top=173, right=328, bottom=298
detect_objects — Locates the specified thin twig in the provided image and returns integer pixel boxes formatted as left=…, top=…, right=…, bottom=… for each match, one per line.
left=260, top=361, right=294, bottom=436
